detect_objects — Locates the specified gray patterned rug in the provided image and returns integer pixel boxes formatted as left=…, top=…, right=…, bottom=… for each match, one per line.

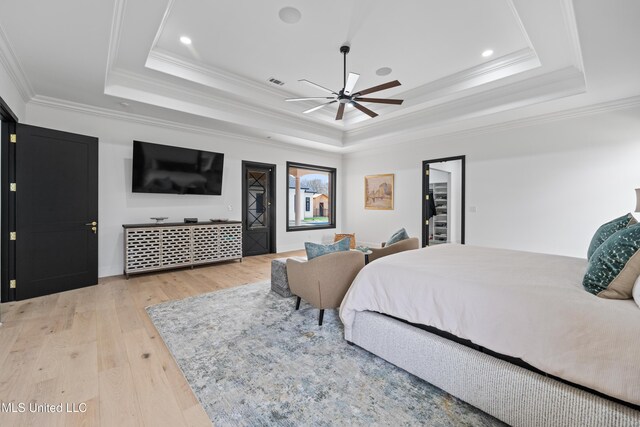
left=146, top=282, right=504, bottom=426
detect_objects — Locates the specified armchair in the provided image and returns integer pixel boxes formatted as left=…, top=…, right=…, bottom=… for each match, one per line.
left=368, top=237, right=419, bottom=263
left=286, top=251, right=365, bottom=325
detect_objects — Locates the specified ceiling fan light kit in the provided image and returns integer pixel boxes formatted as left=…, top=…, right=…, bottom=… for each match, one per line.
left=286, top=45, right=404, bottom=120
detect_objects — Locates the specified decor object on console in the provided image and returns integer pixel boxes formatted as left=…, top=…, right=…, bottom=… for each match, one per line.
left=368, top=237, right=420, bottom=263
left=123, top=221, right=241, bottom=277
left=150, top=216, right=168, bottom=224
left=287, top=251, right=365, bottom=325
left=365, top=174, right=394, bottom=210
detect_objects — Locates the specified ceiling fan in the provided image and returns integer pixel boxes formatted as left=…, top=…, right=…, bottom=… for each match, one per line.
left=285, top=45, right=404, bottom=120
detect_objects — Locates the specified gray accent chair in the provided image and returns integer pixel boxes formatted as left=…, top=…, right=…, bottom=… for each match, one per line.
left=287, top=251, right=365, bottom=325
left=368, top=237, right=420, bottom=263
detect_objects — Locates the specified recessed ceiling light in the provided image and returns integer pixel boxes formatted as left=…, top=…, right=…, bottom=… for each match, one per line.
left=180, top=36, right=192, bottom=45
left=482, top=49, right=494, bottom=58
left=376, top=67, right=392, bottom=76
left=279, top=7, right=301, bottom=24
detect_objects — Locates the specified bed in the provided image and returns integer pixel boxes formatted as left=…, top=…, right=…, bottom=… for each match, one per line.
left=339, top=244, right=640, bottom=426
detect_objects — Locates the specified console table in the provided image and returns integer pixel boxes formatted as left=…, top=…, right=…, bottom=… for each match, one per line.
left=123, top=221, right=242, bottom=277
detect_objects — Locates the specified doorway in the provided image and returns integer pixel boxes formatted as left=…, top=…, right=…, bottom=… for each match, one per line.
left=422, top=156, right=466, bottom=247
left=13, top=124, right=98, bottom=300
left=242, top=161, right=276, bottom=256
left=1, top=96, right=18, bottom=305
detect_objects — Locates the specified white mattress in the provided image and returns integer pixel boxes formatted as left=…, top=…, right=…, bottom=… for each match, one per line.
left=339, top=244, right=640, bottom=406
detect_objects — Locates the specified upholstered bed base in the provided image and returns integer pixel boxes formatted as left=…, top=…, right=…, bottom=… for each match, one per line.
left=351, top=311, right=640, bottom=427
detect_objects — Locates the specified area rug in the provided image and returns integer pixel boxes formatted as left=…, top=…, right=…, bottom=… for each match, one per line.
left=146, top=282, right=504, bottom=426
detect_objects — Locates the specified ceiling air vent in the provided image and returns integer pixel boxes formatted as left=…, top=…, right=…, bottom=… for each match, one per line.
left=268, top=77, right=285, bottom=86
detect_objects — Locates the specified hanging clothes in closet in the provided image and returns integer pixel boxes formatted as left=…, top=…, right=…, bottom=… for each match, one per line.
left=428, top=190, right=436, bottom=219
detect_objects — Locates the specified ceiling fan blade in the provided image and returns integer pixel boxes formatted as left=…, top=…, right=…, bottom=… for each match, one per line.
left=355, top=80, right=401, bottom=96
left=299, top=79, right=338, bottom=95
left=352, top=101, right=378, bottom=118
left=286, top=97, right=336, bottom=102
left=354, top=97, right=404, bottom=105
left=335, top=103, right=345, bottom=120
left=303, top=100, right=337, bottom=114
left=343, top=72, right=360, bottom=95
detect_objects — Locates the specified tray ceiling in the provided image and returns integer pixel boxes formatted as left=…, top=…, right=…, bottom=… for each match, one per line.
left=1, top=0, right=638, bottom=152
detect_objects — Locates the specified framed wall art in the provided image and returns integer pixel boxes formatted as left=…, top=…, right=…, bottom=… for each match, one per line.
left=364, top=174, right=394, bottom=210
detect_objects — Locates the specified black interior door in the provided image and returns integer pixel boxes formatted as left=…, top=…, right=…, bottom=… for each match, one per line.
left=242, top=161, right=276, bottom=256
left=15, top=124, right=98, bottom=300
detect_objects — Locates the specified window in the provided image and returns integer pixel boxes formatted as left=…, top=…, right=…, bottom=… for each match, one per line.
left=287, top=161, right=336, bottom=231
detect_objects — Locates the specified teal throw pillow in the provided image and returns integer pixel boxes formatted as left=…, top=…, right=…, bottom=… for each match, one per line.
left=305, top=237, right=351, bottom=260
left=583, top=222, right=640, bottom=299
left=386, top=228, right=409, bottom=247
left=587, top=213, right=636, bottom=259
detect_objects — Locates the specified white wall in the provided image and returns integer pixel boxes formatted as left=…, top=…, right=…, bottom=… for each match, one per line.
left=25, top=103, right=342, bottom=277
left=21, top=100, right=640, bottom=277
left=343, top=105, right=640, bottom=258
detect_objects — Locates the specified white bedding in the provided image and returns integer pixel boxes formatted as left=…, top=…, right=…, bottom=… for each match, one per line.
left=339, top=244, right=640, bottom=406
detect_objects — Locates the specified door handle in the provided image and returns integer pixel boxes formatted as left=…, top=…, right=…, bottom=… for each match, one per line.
left=85, top=221, right=97, bottom=234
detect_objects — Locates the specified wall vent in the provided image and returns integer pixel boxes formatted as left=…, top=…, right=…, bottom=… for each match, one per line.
left=267, top=77, right=285, bottom=86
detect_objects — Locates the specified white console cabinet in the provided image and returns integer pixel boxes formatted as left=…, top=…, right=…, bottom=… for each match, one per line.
left=123, top=221, right=242, bottom=277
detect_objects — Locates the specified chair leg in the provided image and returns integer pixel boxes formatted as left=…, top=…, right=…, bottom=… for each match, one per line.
left=295, top=296, right=301, bottom=310
left=318, top=309, right=325, bottom=326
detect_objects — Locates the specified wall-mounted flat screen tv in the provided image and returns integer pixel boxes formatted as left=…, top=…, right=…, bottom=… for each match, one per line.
left=132, top=141, right=224, bottom=195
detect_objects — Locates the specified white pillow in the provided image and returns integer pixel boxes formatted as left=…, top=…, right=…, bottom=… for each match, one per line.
left=634, top=275, right=640, bottom=309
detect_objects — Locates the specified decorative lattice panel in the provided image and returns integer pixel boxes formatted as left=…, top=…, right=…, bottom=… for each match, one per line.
left=192, top=226, right=219, bottom=264
left=124, top=223, right=242, bottom=276
left=218, top=224, right=243, bottom=260
left=160, top=227, right=192, bottom=267
left=126, top=228, right=161, bottom=272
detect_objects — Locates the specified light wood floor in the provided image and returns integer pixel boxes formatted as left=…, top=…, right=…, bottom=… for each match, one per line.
left=0, top=250, right=304, bottom=427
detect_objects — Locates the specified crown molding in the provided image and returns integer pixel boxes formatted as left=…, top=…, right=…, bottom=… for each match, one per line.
left=0, top=23, right=34, bottom=102
left=147, top=0, right=338, bottom=123
left=147, top=48, right=296, bottom=100
left=28, top=95, right=342, bottom=155
left=145, top=48, right=338, bottom=124
left=343, top=47, right=541, bottom=127
left=28, top=91, right=640, bottom=161
left=398, top=48, right=539, bottom=104
left=147, top=45, right=539, bottom=130
left=343, top=94, right=640, bottom=158
left=559, top=0, right=585, bottom=74
left=343, top=66, right=585, bottom=146
left=104, top=0, right=128, bottom=86
left=105, top=68, right=343, bottom=145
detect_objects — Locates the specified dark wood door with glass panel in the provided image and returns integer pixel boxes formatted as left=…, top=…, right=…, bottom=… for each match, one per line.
left=15, top=124, right=98, bottom=300
left=242, top=162, right=276, bottom=256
